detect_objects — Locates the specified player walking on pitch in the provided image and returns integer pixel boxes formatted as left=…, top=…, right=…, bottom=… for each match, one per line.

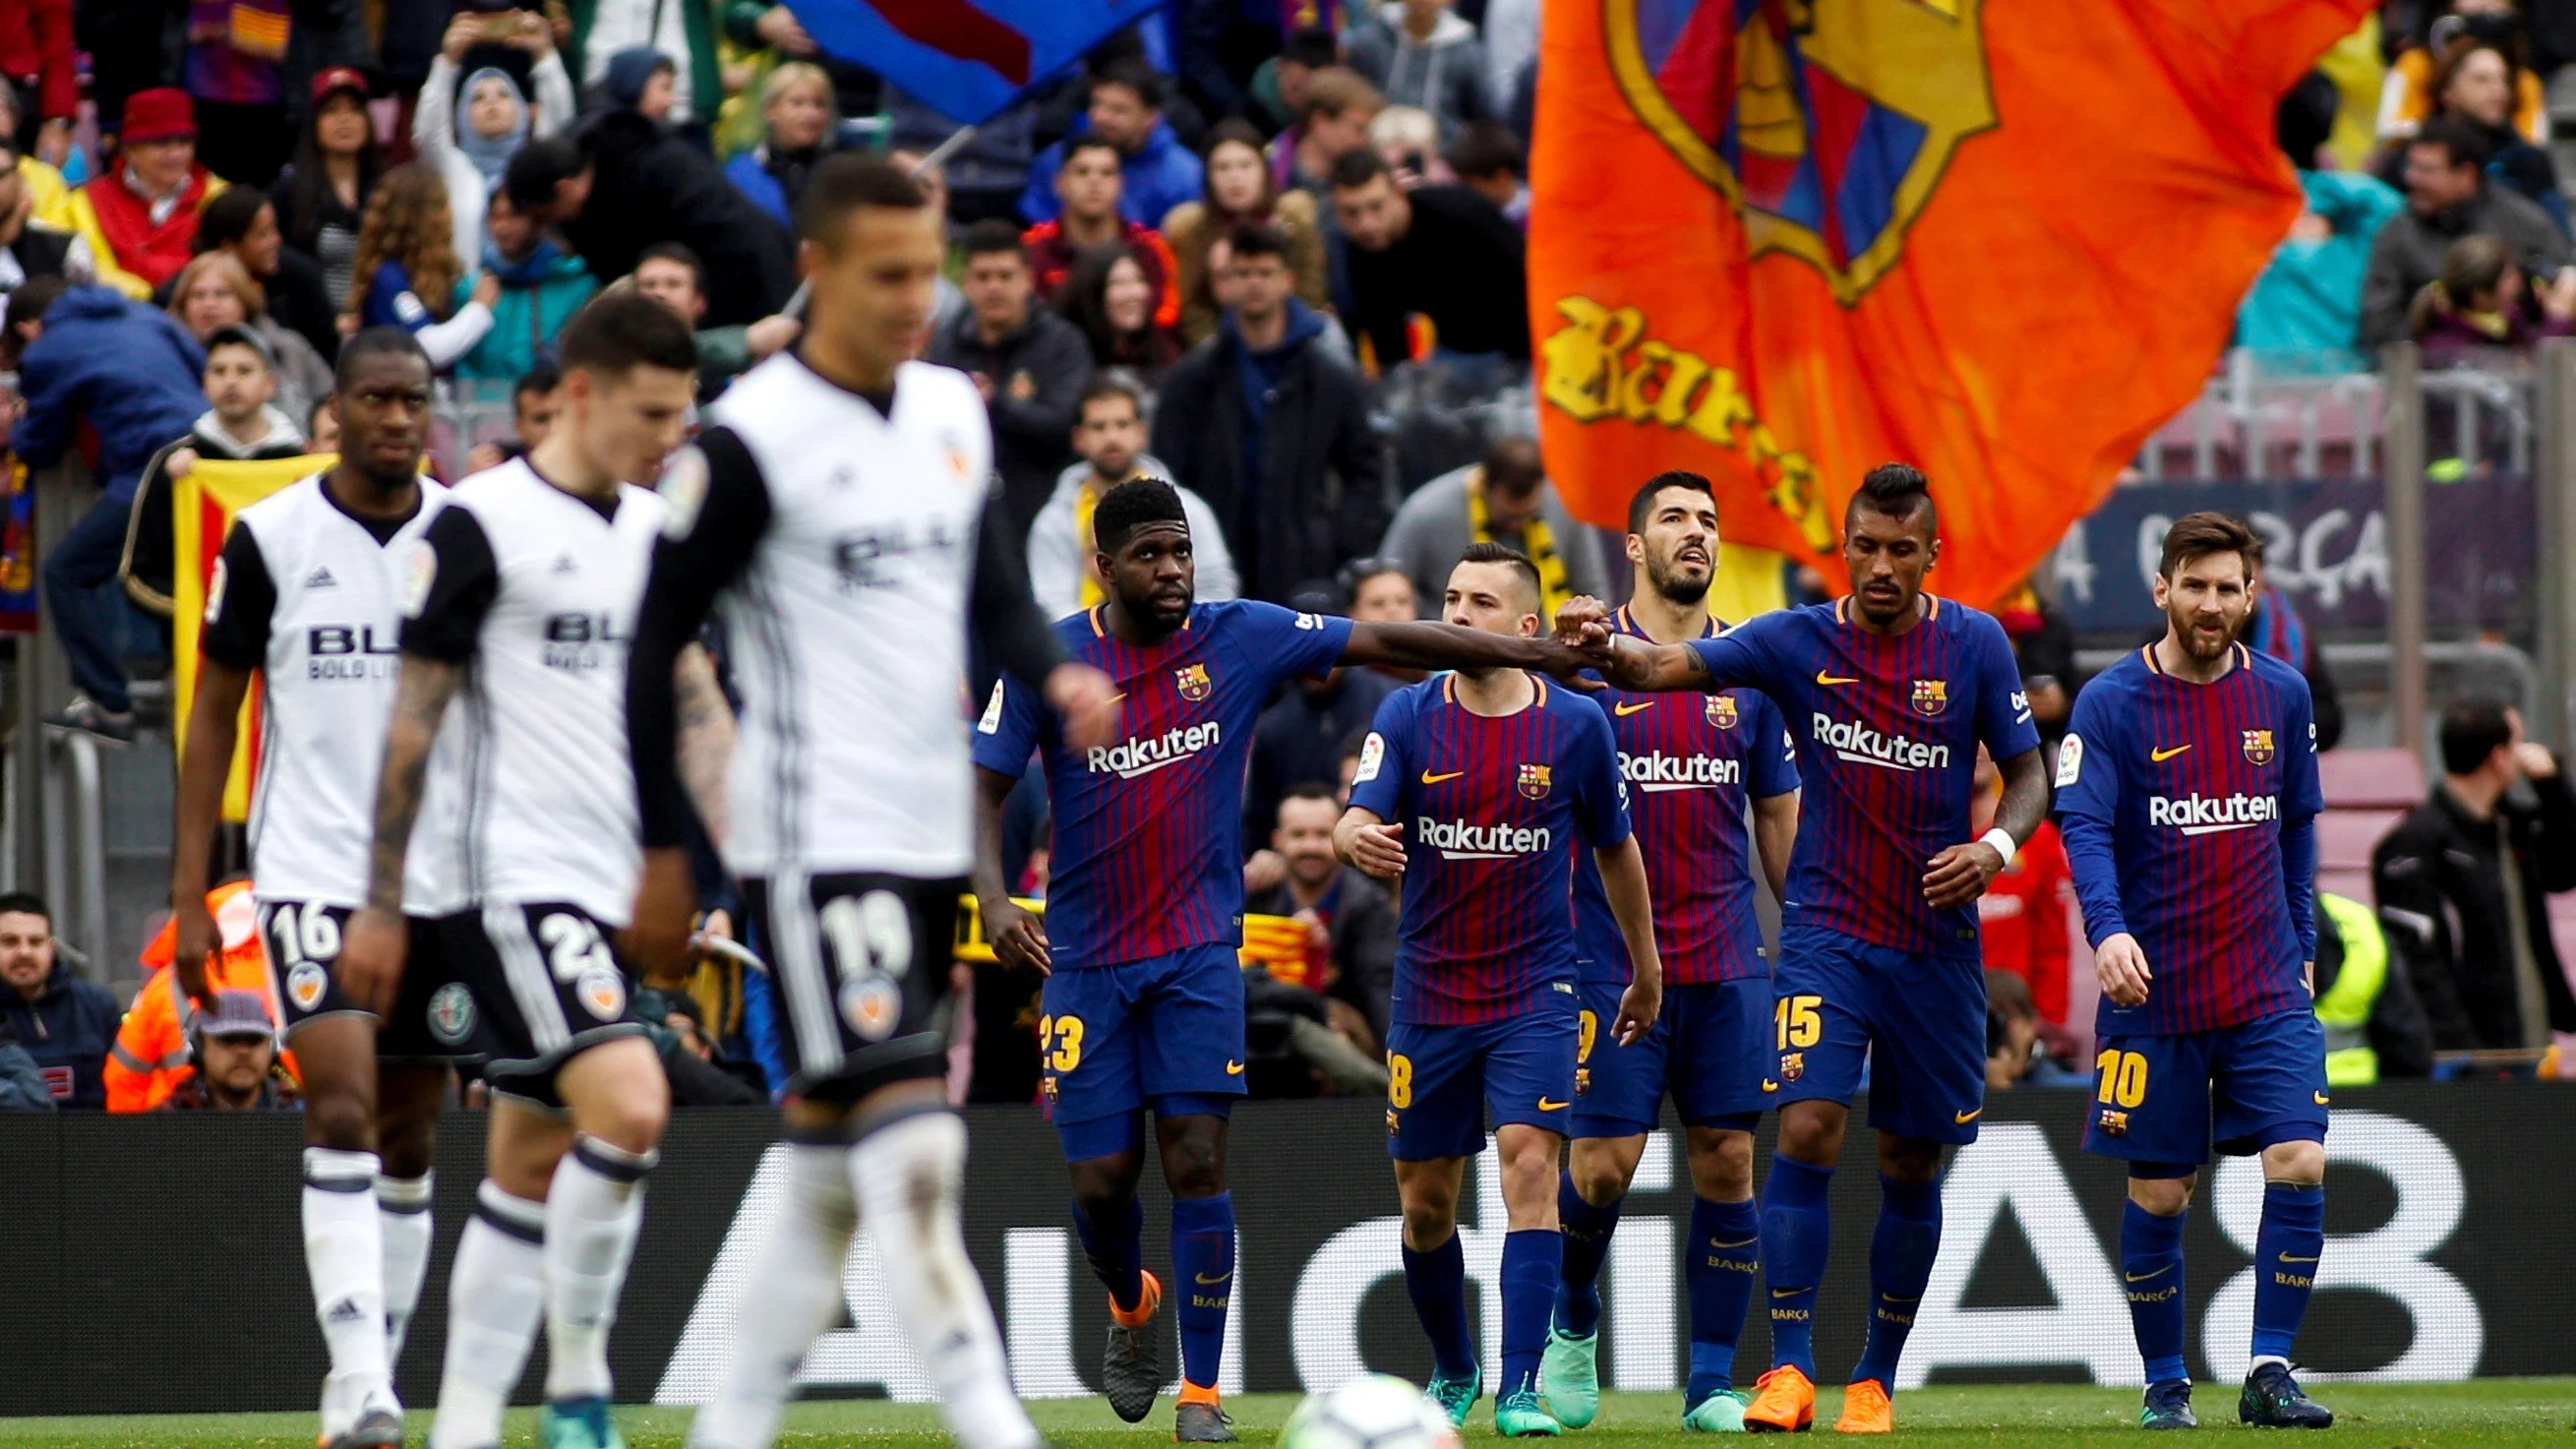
left=2055, top=512, right=2334, bottom=1430
left=1338, top=543, right=1663, bottom=1436
left=1543, top=473, right=1800, bottom=1433
left=170, top=330, right=464, bottom=1449
left=1561, top=464, right=2049, bottom=1434
left=623, top=154, right=1118, bottom=1449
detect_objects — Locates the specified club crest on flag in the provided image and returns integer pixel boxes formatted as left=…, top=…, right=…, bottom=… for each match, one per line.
left=2243, top=729, right=2276, bottom=765
left=1911, top=679, right=1948, bottom=717
left=1707, top=694, right=1739, bottom=730
left=1518, top=762, right=1554, bottom=799
left=1174, top=662, right=1214, bottom=701
left=1602, top=0, right=1998, bottom=304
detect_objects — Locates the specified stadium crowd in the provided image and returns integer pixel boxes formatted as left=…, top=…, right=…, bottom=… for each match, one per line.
left=0, top=0, right=2569, bottom=1115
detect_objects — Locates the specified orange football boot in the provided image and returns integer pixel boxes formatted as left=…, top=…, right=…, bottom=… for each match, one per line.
left=1834, top=1379, right=1893, bottom=1433
left=1745, top=1364, right=1817, bottom=1432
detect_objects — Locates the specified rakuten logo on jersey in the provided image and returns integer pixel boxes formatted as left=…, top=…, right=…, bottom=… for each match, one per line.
left=1415, top=817, right=1551, bottom=860
left=1621, top=751, right=1741, bottom=792
left=1812, top=713, right=1951, bottom=771
left=2148, top=792, right=2281, bottom=836
left=1087, top=721, right=1222, bottom=780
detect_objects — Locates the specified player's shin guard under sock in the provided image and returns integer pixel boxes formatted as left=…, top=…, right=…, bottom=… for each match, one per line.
left=1402, top=1234, right=1477, bottom=1382
left=1073, top=1189, right=1147, bottom=1316
left=377, top=1173, right=434, bottom=1366
left=1759, top=1155, right=1832, bottom=1379
left=2121, top=1199, right=2189, bottom=1384
left=2249, top=1181, right=2325, bottom=1366
left=428, top=1182, right=546, bottom=1449
left=1687, top=1195, right=1761, bottom=1402
left=688, top=1144, right=859, bottom=1449
left=1851, top=1176, right=1943, bottom=1387
left=543, top=1135, right=658, bottom=1403
left=1170, top=1192, right=1235, bottom=1393
left=304, top=1147, right=391, bottom=1418
left=850, top=1111, right=1041, bottom=1449
left=1552, top=1175, right=1619, bottom=1339
left=1499, top=1228, right=1564, bottom=1400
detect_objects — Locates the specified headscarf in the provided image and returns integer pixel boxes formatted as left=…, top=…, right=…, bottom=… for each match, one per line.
left=455, top=67, right=529, bottom=193
left=604, top=46, right=673, bottom=112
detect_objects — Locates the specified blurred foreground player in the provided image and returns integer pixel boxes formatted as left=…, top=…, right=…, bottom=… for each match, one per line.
left=2056, top=512, right=2332, bottom=1430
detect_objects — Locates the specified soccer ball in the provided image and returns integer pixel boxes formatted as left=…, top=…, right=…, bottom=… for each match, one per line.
left=1280, top=1374, right=1463, bottom=1449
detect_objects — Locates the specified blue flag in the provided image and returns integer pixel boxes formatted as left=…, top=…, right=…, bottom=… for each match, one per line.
left=787, top=0, right=1168, bottom=126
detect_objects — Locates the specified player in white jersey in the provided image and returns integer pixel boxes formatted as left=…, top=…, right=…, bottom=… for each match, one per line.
left=169, top=330, right=466, bottom=1449
left=337, top=293, right=721, bottom=1449
left=623, top=154, right=1119, bottom=1449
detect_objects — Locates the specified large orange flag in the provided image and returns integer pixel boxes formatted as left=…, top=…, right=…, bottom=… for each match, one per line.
left=1530, top=0, right=2372, bottom=605
left=171, top=455, right=334, bottom=821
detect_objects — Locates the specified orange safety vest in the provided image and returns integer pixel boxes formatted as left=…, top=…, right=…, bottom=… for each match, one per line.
left=105, top=881, right=287, bottom=1113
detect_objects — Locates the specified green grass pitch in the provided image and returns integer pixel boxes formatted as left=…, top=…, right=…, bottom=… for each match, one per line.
left=6, top=1382, right=2574, bottom=1449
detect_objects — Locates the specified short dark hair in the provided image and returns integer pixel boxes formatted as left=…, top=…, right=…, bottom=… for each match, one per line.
left=1093, top=477, right=1188, bottom=552
left=1078, top=375, right=1142, bottom=421
left=1445, top=121, right=1525, bottom=181
left=1848, top=461, right=1935, bottom=533
left=795, top=151, right=929, bottom=246
left=1228, top=220, right=1291, bottom=266
left=504, top=136, right=584, bottom=214
left=334, top=326, right=431, bottom=390
left=556, top=289, right=698, bottom=378
left=1627, top=470, right=1716, bottom=535
left=1278, top=781, right=1341, bottom=811
left=1329, top=147, right=1393, bottom=192
left=1091, top=56, right=1165, bottom=111
left=2439, top=695, right=2517, bottom=775
left=1482, top=437, right=1544, bottom=498
left=513, top=358, right=563, bottom=406
left=2410, top=115, right=2489, bottom=172
left=636, top=241, right=704, bottom=286
left=0, top=891, right=49, bottom=924
left=2157, top=510, right=2260, bottom=581
left=1283, top=25, right=1339, bottom=69
left=205, top=324, right=272, bottom=372
left=195, top=185, right=271, bottom=252
left=5, top=274, right=66, bottom=332
left=1455, top=539, right=1542, bottom=608
left=1062, top=134, right=1123, bottom=171
left=960, top=217, right=1028, bottom=263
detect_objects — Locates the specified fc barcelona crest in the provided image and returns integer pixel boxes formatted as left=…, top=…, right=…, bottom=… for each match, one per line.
left=1910, top=679, right=1948, bottom=717
left=2242, top=729, right=2275, bottom=766
left=1518, top=763, right=1553, bottom=800
left=2097, top=1109, right=2129, bottom=1137
left=1780, top=1051, right=1805, bottom=1083
left=1174, top=663, right=1214, bottom=702
left=1707, top=694, right=1739, bottom=730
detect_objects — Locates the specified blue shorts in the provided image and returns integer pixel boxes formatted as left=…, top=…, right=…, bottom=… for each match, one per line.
left=2082, top=1008, right=2330, bottom=1171
left=1041, top=944, right=1246, bottom=1161
left=1385, top=992, right=1580, bottom=1162
left=1773, top=925, right=1988, bottom=1145
left=1574, top=978, right=1768, bottom=1137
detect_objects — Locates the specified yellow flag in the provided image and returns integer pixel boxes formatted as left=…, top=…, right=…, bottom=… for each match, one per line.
left=171, top=455, right=332, bottom=821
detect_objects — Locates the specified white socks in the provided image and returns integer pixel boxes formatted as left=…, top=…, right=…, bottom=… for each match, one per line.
left=686, top=1144, right=862, bottom=1449
left=378, top=1172, right=434, bottom=1366
left=305, top=1147, right=392, bottom=1430
left=428, top=1181, right=547, bottom=1449
left=849, top=1113, right=1040, bottom=1449
left=544, top=1135, right=658, bottom=1403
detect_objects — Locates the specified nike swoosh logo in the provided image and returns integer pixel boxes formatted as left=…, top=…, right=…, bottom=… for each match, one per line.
left=1614, top=701, right=1653, bottom=716
left=1762, top=1079, right=1779, bottom=1092
left=1226, top=1060, right=1244, bottom=1075
left=1771, top=1289, right=1802, bottom=1298
left=2125, top=1266, right=2172, bottom=1283
left=1954, top=1107, right=1984, bottom=1123
left=2151, top=745, right=2191, bottom=762
left=2313, top=1092, right=2330, bottom=1106
left=2277, top=1253, right=2318, bottom=1264
left=1537, top=1098, right=1569, bottom=1112
left=1420, top=769, right=1465, bottom=785
left=1709, top=1237, right=1759, bottom=1249
left=1195, top=1271, right=1233, bottom=1285
left=1815, top=671, right=1860, bottom=687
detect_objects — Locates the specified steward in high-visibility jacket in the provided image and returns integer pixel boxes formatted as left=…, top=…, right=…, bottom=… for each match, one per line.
left=2312, top=892, right=2434, bottom=1085
left=104, top=880, right=287, bottom=1112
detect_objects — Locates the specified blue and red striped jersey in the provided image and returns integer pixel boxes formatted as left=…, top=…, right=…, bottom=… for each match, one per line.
left=971, top=599, right=1351, bottom=970
left=1349, top=673, right=1631, bottom=1025
left=2054, top=642, right=2323, bottom=1035
left=1574, top=608, right=1800, bottom=985
left=1686, top=596, right=2040, bottom=960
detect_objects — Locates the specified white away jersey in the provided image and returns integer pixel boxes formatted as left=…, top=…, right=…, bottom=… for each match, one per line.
left=202, top=473, right=460, bottom=911
left=401, top=459, right=666, bottom=924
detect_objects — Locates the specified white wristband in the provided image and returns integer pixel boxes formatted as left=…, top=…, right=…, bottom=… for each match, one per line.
left=1979, top=827, right=2018, bottom=870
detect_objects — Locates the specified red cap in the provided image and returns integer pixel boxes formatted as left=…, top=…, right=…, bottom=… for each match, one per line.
left=120, top=88, right=196, bottom=144
left=311, top=66, right=370, bottom=104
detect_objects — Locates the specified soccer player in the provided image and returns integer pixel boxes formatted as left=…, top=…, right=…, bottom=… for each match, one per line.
left=1336, top=542, right=1662, bottom=1436
left=1542, top=473, right=1800, bottom=1433
left=1561, top=463, right=2050, bottom=1434
left=338, top=291, right=708, bottom=1449
left=2055, top=512, right=2333, bottom=1431
left=621, top=154, right=1116, bottom=1449
left=169, top=328, right=460, bottom=1449
left=970, top=489, right=1604, bottom=1439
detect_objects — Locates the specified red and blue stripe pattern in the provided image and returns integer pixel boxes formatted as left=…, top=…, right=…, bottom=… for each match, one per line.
left=788, top=0, right=1164, bottom=125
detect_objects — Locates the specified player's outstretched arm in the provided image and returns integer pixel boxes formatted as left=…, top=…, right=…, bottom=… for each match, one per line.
left=970, top=764, right=1049, bottom=975
left=1340, top=618, right=1597, bottom=683
left=1924, top=746, right=2050, bottom=909
left=1592, top=836, right=1663, bottom=1045
left=168, top=659, right=254, bottom=1004
left=1333, top=805, right=1407, bottom=881
left=340, top=654, right=462, bottom=1017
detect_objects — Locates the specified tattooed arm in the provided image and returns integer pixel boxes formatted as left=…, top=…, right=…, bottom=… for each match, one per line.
left=337, top=655, right=463, bottom=1015
left=673, top=642, right=736, bottom=849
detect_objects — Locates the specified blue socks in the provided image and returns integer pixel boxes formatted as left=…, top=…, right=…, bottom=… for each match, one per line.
left=1500, top=1228, right=1564, bottom=1399
left=1850, top=1175, right=1942, bottom=1388
left=2251, top=1182, right=2324, bottom=1363
left=1071, top=1192, right=1144, bottom=1314
left=1687, top=1195, right=1761, bottom=1402
left=1760, top=1155, right=1831, bottom=1379
left=1403, top=1234, right=1477, bottom=1382
left=1551, top=1175, right=1621, bottom=1338
left=1170, top=1192, right=1234, bottom=1392
left=2122, top=1199, right=2189, bottom=1384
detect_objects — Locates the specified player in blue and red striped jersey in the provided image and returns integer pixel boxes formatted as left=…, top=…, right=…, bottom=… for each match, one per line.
left=968, top=483, right=1596, bottom=1440
left=2054, top=511, right=2333, bottom=1432
left=1336, top=541, right=1662, bottom=1435
left=1560, top=463, right=2051, bottom=1434
left=1541, top=473, right=1801, bottom=1434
